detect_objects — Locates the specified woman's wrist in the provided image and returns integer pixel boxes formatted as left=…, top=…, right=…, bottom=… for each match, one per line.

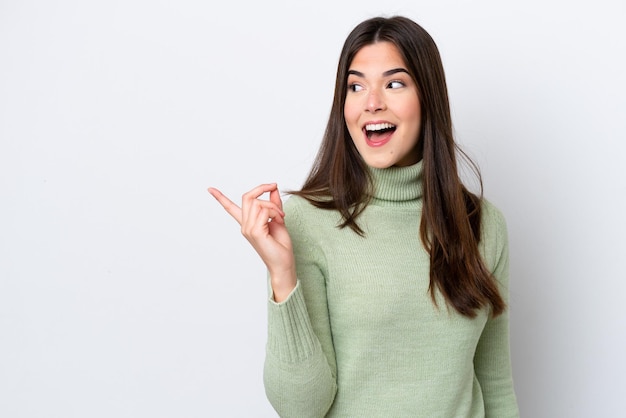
left=269, top=269, right=297, bottom=302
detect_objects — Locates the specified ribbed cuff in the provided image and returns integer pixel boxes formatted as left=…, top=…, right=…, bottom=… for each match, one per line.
left=267, top=281, right=320, bottom=363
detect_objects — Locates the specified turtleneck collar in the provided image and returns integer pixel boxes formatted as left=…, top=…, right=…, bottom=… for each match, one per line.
left=368, top=160, right=424, bottom=206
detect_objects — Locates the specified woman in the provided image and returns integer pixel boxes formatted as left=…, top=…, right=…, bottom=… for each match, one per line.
left=209, top=15, right=519, bottom=417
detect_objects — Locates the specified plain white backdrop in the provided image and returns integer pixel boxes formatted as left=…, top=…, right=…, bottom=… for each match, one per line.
left=1, top=0, right=624, bottom=417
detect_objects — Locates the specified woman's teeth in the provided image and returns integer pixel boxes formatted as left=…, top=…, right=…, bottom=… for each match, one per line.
left=365, top=123, right=396, bottom=138
left=365, top=122, right=396, bottom=132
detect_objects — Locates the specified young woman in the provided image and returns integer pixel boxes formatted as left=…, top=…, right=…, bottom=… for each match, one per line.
left=209, top=15, right=519, bottom=418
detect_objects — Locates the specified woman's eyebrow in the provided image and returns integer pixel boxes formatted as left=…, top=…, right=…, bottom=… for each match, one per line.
left=347, top=68, right=409, bottom=77
left=383, top=68, right=409, bottom=76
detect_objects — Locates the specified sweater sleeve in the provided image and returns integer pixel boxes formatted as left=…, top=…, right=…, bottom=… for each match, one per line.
left=474, top=203, right=520, bottom=418
left=263, top=197, right=337, bottom=417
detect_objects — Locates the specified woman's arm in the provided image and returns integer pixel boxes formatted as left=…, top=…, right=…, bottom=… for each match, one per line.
left=209, top=188, right=337, bottom=416
left=474, top=204, right=520, bottom=418
left=263, top=196, right=337, bottom=417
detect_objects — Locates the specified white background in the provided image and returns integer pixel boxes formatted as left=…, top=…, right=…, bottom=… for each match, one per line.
left=1, top=1, right=624, bottom=417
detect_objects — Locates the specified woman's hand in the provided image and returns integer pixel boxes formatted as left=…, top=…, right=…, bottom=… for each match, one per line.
left=208, top=184, right=296, bottom=301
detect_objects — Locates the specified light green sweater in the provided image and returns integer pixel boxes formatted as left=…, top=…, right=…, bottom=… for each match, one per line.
left=264, top=162, right=519, bottom=417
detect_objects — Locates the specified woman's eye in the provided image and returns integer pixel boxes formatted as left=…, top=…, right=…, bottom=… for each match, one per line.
left=348, top=83, right=364, bottom=92
left=388, top=80, right=405, bottom=89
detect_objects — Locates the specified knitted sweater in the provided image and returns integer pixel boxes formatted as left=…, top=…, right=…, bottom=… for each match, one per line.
left=263, top=162, right=519, bottom=418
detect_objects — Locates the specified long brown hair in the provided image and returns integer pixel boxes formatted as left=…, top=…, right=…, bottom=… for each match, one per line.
left=292, top=16, right=505, bottom=318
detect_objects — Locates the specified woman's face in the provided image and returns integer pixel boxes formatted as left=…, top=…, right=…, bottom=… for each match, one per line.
left=344, top=41, right=421, bottom=168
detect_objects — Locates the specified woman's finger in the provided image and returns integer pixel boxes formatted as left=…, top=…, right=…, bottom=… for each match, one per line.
left=242, top=200, right=286, bottom=236
left=242, top=184, right=285, bottom=214
left=207, top=187, right=243, bottom=224
left=269, top=187, right=283, bottom=213
left=241, top=183, right=279, bottom=199
left=209, top=184, right=294, bottom=285
left=241, top=183, right=284, bottom=225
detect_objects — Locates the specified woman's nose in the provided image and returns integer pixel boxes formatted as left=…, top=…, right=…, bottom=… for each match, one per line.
left=366, top=90, right=386, bottom=112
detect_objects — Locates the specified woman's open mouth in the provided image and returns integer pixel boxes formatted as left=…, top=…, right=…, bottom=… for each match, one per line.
left=364, top=122, right=396, bottom=146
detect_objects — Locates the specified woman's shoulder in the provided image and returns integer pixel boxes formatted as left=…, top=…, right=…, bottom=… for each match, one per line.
left=283, top=195, right=342, bottom=235
left=479, top=198, right=509, bottom=265
left=283, top=194, right=334, bottom=217
left=282, top=195, right=313, bottom=222
left=481, top=198, right=507, bottom=229
left=282, top=194, right=308, bottom=212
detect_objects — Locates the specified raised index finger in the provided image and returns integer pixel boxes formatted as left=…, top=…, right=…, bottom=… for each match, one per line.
left=208, top=187, right=243, bottom=224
